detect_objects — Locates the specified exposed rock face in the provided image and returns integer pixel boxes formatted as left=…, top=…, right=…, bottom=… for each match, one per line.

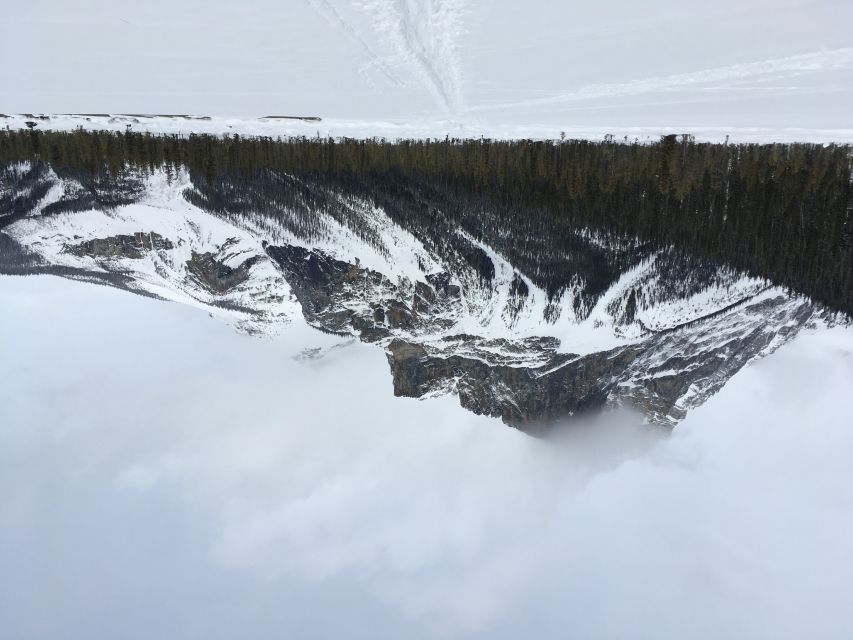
left=266, top=243, right=825, bottom=431
left=385, top=338, right=639, bottom=430
left=186, top=250, right=258, bottom=293
left=383, top=293, right=817, bottom=429
left=266, top=244, right=459, bottom=340
left=68, top=232, right=173, bottom=259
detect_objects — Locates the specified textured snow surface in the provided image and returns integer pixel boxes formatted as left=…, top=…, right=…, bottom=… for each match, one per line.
left=8, top=168, right=302, bottom=335
left=3, top=0, right=853, bottom=141
left=2, top=275, right=853, bottom=639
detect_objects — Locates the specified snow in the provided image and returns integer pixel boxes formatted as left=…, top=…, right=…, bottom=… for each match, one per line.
left=3, top=0, right=852, bottom=142
left=278, top=195, right=441, bottom=287
left=7, top=167, right=302, bottom=335
left=453, top=230, right=549, bottom=335
left=6, top=163, right=815, bottom=366
left=638, top=275, right=770, bottom=331
left=5, top=113, right=853, bottom=144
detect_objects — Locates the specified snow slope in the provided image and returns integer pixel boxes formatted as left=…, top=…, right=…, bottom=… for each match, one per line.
left=7, top=167, right=302, bottom=335
left=4, top=164, right=787, bottom=352
left=2, top=0, right=852, bottom=141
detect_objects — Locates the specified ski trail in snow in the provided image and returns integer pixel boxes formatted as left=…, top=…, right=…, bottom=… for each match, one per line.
left=392, top=0, right=465, bottom=113
left=304, top=0, right=405, bottom=86
left=466, top=47, right=853, bottom=113
left=304, top=0, right=468, bottom=113
left=359, top=0, right=469, bottom=114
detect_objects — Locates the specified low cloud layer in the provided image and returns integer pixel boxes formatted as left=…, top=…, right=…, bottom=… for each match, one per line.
left=2, top=275, right=852, bottom=639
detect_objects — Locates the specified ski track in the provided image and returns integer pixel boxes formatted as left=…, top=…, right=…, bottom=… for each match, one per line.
left=304, top=0, right=406, bottom=86
left=356, top=0, right=468, bottom=114
left=466, top=47, right=853, bottom=113
left=302, top=0, right=469, bottom=114
left=392, top=0, right=462, bottom=113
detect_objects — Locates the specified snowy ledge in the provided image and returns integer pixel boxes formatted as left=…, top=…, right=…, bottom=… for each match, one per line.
left=4, top=113, right=853, bottom=144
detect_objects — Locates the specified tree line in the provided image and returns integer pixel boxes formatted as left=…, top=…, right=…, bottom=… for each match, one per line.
left=1, top=129, right=851, bottom=315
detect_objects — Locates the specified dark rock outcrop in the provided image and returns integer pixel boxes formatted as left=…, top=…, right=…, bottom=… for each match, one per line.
left=384, top=291, right=818, bottom=431
left=264, top=241, right=825, bottom=432
left=266, top=244, right=459, bottom=338
left=68, top=232, right=173, bottom=259
left=186, top=251, right=258, bottom=293
left=386, top=338, right=641, bottom=430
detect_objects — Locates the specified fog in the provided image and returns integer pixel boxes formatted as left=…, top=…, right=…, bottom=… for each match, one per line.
left=2, top=275, right=853, bottom=639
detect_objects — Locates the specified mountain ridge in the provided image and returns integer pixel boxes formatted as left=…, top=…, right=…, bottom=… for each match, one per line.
left=1, top=161, right=836, bottom=431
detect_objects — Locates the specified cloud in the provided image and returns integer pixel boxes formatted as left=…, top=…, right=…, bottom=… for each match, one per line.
left=2, top=275, right=853, bottom=639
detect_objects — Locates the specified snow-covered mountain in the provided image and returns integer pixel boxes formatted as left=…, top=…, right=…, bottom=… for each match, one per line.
left=1, top=160, right=833, bottom=431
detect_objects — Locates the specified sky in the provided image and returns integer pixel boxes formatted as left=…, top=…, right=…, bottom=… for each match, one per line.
left=2, top=274, right=853, bottom=639
left=2, top=0, right=852, bottom=133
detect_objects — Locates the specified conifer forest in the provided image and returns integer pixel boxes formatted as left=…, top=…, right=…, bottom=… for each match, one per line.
left=2, top=129, right=851, bottom=315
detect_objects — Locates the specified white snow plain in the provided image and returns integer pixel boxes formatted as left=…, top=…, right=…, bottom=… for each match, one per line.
left=2, top=0, right=853, bottom=142
left=2, top=275, right=853, bottom=639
